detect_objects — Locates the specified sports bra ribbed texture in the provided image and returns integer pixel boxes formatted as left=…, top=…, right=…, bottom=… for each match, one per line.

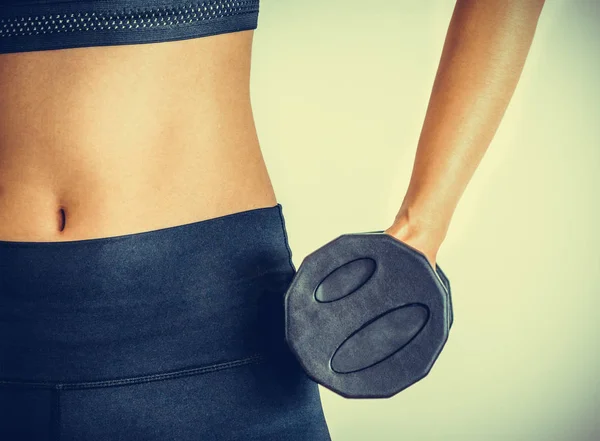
left=0, top=0, right=260, bottom=54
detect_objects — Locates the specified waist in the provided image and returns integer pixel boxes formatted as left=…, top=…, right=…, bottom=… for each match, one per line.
left=0, top=203, right=296, bottom=384
left=0, top=132, right=278, bottom=242
left=0, top=87, right=277, bottom=241
left=0, top=29, right=277, bottom=242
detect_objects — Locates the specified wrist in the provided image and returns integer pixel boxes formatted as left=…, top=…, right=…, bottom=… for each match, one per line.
left=392, top=204, right=449, bottom=243
left=383, top=219, right=441, bottom=270
left=383, top=205, right=449, bottom=269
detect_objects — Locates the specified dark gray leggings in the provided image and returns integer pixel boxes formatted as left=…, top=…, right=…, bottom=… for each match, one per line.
left=0, top=203, right=331, bottom=440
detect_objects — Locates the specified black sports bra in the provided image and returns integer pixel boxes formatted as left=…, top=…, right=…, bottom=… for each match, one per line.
left=0, top=0, right=260, bottom=54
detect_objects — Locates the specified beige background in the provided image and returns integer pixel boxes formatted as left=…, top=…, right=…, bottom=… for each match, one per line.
left=250, top=1, right=599, bottom=440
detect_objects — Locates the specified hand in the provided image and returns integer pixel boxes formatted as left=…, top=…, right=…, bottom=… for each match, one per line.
left=383, top=219, right=443, bottom=271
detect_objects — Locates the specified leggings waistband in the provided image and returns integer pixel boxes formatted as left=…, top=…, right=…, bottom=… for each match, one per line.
left=0, top=203, right=297, bottom=386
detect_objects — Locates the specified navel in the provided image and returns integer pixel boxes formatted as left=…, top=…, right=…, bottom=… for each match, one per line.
left=57, top=206, right=66, bottom=232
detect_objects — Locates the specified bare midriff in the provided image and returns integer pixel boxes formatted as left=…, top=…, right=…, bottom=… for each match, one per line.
left=0, top=29, right=278, bottom=243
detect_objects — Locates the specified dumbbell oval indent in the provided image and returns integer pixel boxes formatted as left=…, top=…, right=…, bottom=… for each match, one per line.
left=330, top=303, right=430, bottom=374
left=314, top=257, right=376, bottom=303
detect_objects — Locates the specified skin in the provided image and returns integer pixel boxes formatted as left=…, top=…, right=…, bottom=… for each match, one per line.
left=384, top=0, right=546, bottom=270
left=0, top=30, right=276, bottom=242
left=0, top=0, right=545, bottom=257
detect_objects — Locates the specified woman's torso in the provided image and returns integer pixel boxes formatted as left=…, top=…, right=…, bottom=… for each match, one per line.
left=0, top=30, right=277, bottom=242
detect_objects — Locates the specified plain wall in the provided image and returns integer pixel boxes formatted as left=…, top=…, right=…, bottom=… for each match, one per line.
left=251, top=1, right=599, bottom=440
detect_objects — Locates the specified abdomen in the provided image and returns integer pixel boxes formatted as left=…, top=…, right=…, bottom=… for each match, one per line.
left=0, top=30, right=277, bottom=242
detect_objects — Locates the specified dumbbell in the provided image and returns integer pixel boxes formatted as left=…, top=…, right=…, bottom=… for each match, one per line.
left=284, top=231, right=453, bottom=399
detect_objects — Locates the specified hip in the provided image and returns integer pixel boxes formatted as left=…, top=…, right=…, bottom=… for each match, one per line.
left=0, top=203, right=331, bottom=440
left=0, top=203, right=296, bottom=383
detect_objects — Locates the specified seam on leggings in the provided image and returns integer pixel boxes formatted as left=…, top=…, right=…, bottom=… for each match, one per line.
left=0, top=353, right=267, bottom=390
left=276, top=204, right=297, bottom=274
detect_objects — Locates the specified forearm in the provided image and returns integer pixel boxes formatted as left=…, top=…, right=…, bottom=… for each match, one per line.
left=391, top=0, right=545, bottom=246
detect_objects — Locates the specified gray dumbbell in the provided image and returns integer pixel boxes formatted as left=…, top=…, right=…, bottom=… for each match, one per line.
left=284, top=231, right=453, bottom=399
